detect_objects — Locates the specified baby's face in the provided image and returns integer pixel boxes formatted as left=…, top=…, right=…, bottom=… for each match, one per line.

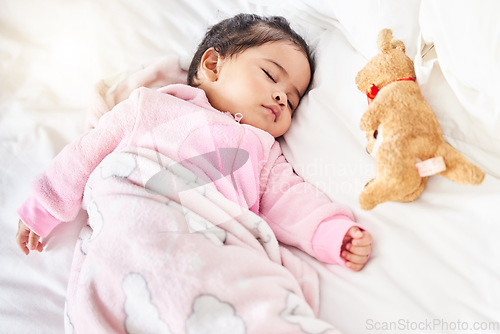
left=203, top=41, right=311, bottom=137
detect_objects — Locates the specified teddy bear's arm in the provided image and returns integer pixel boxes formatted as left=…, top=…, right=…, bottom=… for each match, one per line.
left=360, top=101, right=383, bottom=131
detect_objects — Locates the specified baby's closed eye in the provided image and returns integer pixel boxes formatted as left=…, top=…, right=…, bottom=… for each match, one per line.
left=262, top=69, right=276, bottom=82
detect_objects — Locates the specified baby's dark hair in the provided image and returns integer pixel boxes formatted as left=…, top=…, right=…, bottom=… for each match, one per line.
left=188, top=13, right=314, bottom=86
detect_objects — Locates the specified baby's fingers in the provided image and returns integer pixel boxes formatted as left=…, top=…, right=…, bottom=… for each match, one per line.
left=343, top=229, right=372, bottom=271
left=342, top=250, right=369, bottom=265
left=352, top=231, right=373, bottom=247
left=344, top=255, right=368, bottom=271
left=347, top=226, right=364, bottom=239
left=16, top=220, right=43, bottom=255
left=345, top=261, right=365, bottom=272
left=16, top=220, right=31, bottom=255
left=28, top=230, right=43, bottom=252
left=346, top=243, right=372, bottom=257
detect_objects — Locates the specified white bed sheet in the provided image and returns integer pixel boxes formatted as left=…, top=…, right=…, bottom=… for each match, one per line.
left=1, top=1, right=499, bottom=333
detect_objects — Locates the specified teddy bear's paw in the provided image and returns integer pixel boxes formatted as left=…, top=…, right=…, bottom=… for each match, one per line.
left=469, top=167, right=486, bottom=185
left=453, top=164, right=485, bottom=185
left=359, top=192, right=378, bottom=210
left=437, top=142, right=486, bottom=185
left=360, top=114, right=377, bottom=132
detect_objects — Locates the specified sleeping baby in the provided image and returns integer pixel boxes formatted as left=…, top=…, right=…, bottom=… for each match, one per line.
left=16, top=13, right=371, bottom=334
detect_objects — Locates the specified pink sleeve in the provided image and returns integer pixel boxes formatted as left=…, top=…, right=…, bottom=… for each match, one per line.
left=259, top=146, right=358, bottom=265
left=311, top=215, right=363, bottom=266
left=17, top=89, right=141, bottom=237
left=17, top=195, right=61, bottom=238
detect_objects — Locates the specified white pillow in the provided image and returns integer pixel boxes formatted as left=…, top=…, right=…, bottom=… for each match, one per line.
left=418, top=0, right=500, bottom=177
left=282, top=28, right=374, bottom=206
left=327, top=0, right=422, bottom=59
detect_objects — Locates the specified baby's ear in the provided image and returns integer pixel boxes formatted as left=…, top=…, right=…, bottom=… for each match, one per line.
left=199, top=47, right=222, bottom=82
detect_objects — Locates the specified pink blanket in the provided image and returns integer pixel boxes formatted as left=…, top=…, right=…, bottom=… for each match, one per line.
left=86, top=55, right=188, bottom=128
left=65, top=147, right=342, bottom=333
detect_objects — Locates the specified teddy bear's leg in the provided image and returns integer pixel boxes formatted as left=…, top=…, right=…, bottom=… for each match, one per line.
left=360, top=147, right=424, bottom=210
left=436, top=143, right=485, bottom=185
left=399, top=176, right=427, bottom=202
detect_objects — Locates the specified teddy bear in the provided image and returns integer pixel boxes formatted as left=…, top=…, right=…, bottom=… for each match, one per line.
left=355, top=28, right=485, bottom=210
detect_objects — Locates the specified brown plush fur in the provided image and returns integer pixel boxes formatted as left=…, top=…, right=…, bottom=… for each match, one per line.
left=355, top=29, right=485, bottom=210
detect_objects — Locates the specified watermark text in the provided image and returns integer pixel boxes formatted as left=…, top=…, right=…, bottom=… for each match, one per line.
left=366, top=318, right=500, bottom=333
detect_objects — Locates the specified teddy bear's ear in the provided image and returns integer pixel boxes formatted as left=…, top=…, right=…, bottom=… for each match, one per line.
left=377, top=29, right=393, bottom=53
left=391, top=40, right=406, bottom=53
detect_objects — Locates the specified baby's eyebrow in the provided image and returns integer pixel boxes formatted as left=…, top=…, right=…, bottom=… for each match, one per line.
left=263, top=58, right=302, bottom=100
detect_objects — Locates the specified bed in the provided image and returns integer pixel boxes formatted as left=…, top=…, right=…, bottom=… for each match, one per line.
left=1, top=0, right=499, bottom=333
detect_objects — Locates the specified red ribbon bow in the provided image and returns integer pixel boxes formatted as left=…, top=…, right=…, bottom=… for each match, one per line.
left=366, top=77, right=415, bottom=104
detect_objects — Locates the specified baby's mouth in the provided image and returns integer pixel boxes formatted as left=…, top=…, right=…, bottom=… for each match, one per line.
left=264, top=105, right=281, bottom=121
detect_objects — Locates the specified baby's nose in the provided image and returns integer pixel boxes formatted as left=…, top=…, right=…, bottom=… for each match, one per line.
left=274, top=92, right=287, bottom=106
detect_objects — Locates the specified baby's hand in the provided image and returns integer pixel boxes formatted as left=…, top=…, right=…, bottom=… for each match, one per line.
left=341, top=227, right=372, bottom=271
left=16, top=219, right=43, bottom=255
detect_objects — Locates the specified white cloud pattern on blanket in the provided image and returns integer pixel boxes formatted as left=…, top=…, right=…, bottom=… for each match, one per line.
left=281, top=292, right=336, bottom=334
left=78, top=201, right=104, bottom=254
left=186, top=294, right=245, bottom=334
left=78, top=225, right=93, bottom=254
left=100, top=152, right=137, bottom=179
left=123, top=273, right=173, bottom=334
left=185, top=211, right=227, bottom=246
